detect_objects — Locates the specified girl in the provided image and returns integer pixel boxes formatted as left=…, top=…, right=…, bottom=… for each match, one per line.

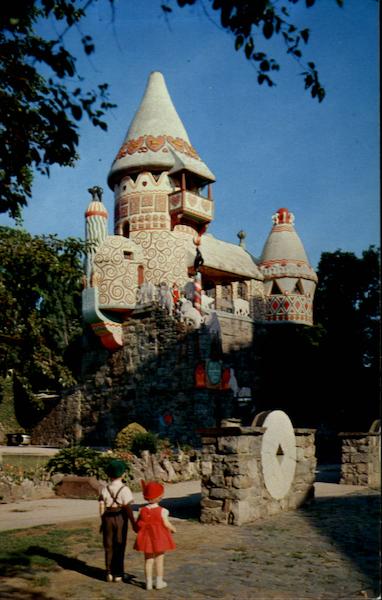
left=134, top=480, right=176, bottom=590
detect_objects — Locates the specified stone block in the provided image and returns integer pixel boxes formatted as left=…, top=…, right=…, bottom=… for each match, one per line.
left=222, top=456, right=241, bottom=475
left=55, top=476, right=102, bottom=499
left=210, top=472, right=226, bottom=487
left=201, top=437, right=217, bottom=445
left=200, top=460, right=213, bottom=477
left=229, top=499, right=251, bottom=526
left=217, top=436, right=239, bottom=454
left=231, top=474, right=256, bottom=489
left=200, top=497, right=223, bottom=509
left=209, top=487, right=230, bottom=500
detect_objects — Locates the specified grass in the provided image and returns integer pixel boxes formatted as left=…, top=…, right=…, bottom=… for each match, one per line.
left=0, top=524, right=99, bottom=577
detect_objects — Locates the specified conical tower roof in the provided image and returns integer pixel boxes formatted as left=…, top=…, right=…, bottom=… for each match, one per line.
left=259, top=208, right=317, bottom=282
left=107, top=71, right=215, bottom=188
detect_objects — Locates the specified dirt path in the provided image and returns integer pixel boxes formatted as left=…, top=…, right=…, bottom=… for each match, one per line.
left=0, top=488, right=380, bottom=600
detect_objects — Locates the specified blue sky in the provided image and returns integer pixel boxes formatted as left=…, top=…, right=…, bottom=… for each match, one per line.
left=0, top=0, right=379, bottom=268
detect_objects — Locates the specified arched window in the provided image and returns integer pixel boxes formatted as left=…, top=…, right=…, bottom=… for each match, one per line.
left=237, top=281, right=248, bottom=300
left=123, top=221, right=130, bottom=238
left=138, top=265, right=144, bottom=286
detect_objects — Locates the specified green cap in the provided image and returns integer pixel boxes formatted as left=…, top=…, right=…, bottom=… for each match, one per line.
left=105, top=459, right=127, bottom=479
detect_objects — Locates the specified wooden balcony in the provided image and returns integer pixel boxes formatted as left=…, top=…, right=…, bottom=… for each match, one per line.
left=168, top=190, right=213, bottom=224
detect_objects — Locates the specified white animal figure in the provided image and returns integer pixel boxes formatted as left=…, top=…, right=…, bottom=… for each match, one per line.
left=137, top=281, right=157, bottom=304
left=204, top=311, right=221, bottom=337
left=184, top=281, right=195, bottom=301
left=201, top=291, right=215, bottom=311
left=158, top=283, right=174, bottom=316
left=233, top=298, right=250, bottom=316
left=179, top=298, right=203, bottom=329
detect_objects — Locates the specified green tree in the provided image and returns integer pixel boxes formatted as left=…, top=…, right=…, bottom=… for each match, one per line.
left=313, top=246, right=380, bottom=431
left=0, top=0, right=115, bottom=219
left=0, top=226, right=86, bottom=399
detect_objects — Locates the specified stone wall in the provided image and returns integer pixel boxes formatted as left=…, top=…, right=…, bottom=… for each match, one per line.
left=339, top=432, right=381, bottom=487
left=31, top=308, right=255, bottom=448
left=214, top=312, right=254, bottom=354
left=199, top=425, right=316, bottom=526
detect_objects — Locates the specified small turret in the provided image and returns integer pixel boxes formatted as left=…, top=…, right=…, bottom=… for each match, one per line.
left=259, top=208, right=317, bottom=325
left=85, top=186, right=108, bottom=282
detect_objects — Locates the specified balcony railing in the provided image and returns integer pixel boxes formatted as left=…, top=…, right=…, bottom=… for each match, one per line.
left=168, top=190, right=213, bottom=222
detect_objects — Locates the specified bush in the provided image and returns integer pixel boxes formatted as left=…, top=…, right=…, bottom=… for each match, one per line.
left=131, top=432, right=159, bottom=456
left=45, top=446, right=129, bottom=481
left=114, top=422, right=147, bottom=450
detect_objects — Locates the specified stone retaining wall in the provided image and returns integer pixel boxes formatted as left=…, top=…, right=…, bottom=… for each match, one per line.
left=199, top=425, right=316, bottom=525
left=339, top=432, right=381, bottom=487
left=30, top=308, right=255, bottom=448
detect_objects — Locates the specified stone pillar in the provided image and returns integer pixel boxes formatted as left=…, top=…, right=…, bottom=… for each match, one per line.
left=339, top=431, right=381, bottom=487
left=199, top=423, right=316, bottom=526
left=214, top=285, right=223, bottom=311
left=231, top=281, right=239, bottom=301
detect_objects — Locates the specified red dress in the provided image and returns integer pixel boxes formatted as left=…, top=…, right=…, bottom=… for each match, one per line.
left=134, top=505, right=176, bottom=554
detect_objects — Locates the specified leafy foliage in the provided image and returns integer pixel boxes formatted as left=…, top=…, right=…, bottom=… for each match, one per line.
left=313, top=246, right=380, bottom=431
left=0, top=0, right=116, bottom=218
left=45, top=445, right=130, bottom=480
left=163, top=0, right=344, bottom=101
left=131, top=431, right=159, bottom=456
left=315, top=246, right=380, bottom=371
left=0, top=226, right=86, bottom=399
left=114, top=422, right=148, bottom=450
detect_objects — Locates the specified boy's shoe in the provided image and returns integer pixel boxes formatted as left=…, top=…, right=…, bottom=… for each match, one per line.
left=114, top=576, right=122, bottom=583
left=106, top=573, right=113, bottom=582
left=155, top=580, right=168, bottom=590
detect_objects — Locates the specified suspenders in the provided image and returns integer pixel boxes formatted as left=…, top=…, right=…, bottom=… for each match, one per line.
left=105, top=485, right=126, bottom=510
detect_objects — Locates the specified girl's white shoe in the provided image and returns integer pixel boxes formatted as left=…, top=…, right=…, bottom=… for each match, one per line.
left=155, top=579, right=168, bottom=589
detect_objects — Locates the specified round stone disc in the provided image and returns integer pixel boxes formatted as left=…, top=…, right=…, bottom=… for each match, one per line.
left=260, top=410, right=297, bottom=499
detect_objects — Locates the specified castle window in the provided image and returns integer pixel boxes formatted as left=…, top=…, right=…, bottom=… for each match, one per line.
left=124, top=251, right=133, bottom=260
left=292, top=280, right=304, bottom=294
left=270, top=281, right=283, bottom=295
left=237, top=281, right=248, bottom=300
left=123, top=221, right=130, bottom=238
left=138, top=265, right=144, bottom=285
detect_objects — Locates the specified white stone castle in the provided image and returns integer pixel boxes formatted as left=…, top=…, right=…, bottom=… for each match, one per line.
left=82, top=72, right=317, bottom=350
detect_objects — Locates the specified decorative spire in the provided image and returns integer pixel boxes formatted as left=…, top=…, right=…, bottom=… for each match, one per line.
left=272, top=208, right=295, bottom=226
left=237, top=230, right=246, bottom=248
left=107, top=71, right=215, bottom=187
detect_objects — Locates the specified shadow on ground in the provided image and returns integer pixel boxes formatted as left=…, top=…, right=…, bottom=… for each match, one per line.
left=133, top=492, right=201, bottom=521
left=302, top=491, right=380, bottom=591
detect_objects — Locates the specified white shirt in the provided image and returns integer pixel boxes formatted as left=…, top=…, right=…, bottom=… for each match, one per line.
left=100, top=479, right=134, bottom=508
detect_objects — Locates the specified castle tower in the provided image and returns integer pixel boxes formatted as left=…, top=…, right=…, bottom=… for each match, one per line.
left=85, top=186, right=108, bottom=282
left=108, top=71, right=215, bottom=245
left=259, top=208, right=317, bottom=325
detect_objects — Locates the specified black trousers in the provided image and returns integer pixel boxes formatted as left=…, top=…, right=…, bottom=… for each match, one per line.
left=102, top=511, right=128, bottom=576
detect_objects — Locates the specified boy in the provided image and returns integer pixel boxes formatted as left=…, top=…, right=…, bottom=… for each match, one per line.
left=99, top=459, right=136, bottom=582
